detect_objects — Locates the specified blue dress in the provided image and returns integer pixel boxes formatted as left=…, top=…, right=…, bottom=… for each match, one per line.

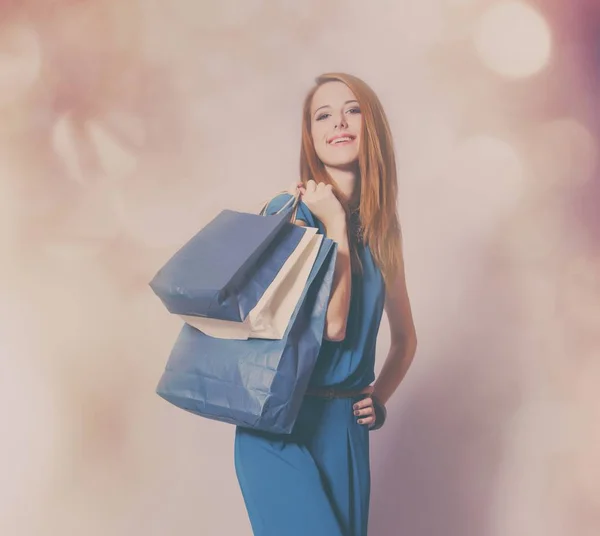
left=234, top=193, right=386, bottom=536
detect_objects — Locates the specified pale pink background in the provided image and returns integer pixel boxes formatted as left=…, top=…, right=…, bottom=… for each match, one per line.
left=1, top=1, right=599, bottom=535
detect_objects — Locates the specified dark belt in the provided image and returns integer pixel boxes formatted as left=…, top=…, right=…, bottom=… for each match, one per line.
left=304, top=386, right=374, bottom=400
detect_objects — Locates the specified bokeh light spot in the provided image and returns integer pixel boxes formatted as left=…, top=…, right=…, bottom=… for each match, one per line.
left=445, top=135, right=526, bottom=235
left=473, top=1, right=552, bottom=78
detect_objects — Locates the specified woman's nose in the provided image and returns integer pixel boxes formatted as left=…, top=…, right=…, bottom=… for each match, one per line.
left=334, top=115, right=348, bottom=129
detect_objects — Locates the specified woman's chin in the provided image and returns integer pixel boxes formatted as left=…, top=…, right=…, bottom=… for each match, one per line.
left=324, top=159, right=360, bottom=172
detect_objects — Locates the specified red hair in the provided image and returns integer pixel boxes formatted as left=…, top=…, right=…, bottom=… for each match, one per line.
left=299, top=72, right=402, bottom=285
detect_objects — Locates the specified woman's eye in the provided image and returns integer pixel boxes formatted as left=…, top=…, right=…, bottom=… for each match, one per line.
left=315, top=108, right=359, bottom=121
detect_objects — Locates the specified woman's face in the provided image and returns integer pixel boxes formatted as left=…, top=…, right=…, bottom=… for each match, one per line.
left=310, top=81, right=362, bottom=170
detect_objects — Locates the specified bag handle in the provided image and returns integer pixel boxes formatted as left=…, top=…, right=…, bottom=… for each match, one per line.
left=259, top=190, right=301, bottom=223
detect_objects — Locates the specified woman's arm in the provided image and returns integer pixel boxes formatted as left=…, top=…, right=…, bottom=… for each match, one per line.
left=372, top=249, right=417, bottom=406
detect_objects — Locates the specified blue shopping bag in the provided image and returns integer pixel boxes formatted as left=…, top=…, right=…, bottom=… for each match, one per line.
left=156, top=237, right=337, bottom=434
left=149, top=196, right=303, bottom=322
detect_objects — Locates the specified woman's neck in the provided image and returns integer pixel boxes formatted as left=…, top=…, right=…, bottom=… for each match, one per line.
left=325, top=164, right=360, bottom=206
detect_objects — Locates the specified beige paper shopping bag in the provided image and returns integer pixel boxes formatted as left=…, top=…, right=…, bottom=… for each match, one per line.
left=180, top=227, right=322, bottom=340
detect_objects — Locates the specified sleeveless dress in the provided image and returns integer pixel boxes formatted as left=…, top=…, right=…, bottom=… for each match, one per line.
left=234, top=193, right=386, bottom=536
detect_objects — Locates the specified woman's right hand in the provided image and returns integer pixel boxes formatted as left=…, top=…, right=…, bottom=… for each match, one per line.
left=294, top=180, right=346, bottom=231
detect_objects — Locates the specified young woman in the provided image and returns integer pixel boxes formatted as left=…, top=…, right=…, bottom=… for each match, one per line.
left=234, top=72, right=418, bottom=536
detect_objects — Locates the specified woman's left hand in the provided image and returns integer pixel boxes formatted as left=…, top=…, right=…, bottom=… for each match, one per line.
left=353, top=396, right=376, bottom=428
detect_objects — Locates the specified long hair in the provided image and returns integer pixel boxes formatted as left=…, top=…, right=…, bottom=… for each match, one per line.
left=299, top=72, right=402, bottom=286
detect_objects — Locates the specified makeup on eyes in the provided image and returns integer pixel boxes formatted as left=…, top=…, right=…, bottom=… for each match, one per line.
left=313, top=99, right=360, bottom=118
left=315, top=107, right=361, bottom=122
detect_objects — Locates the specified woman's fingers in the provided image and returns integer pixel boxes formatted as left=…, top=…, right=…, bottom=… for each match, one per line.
left=354, top=396, right=376, bottom=426
left=354, top=406, right=374, bottom=417
left=353, top=397, right=373, bottom=410
left=358, top=414, right=375, bottom=425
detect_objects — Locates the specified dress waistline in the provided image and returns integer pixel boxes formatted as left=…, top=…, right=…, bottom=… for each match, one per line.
left=304, top=385, right=373, bottom=400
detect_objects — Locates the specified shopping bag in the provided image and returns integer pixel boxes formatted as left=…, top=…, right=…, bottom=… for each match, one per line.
left=149, top=194, right=302, bottom=323
left=155, top=237, right=337, bottom=434
left=180, top=229, right=323, bottom=340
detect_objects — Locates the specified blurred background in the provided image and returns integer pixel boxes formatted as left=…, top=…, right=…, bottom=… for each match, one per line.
left=0, top=0, right=598, bottom=535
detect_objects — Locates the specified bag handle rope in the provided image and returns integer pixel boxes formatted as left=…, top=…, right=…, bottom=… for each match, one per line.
left=258, top=189, right=301, bottom=223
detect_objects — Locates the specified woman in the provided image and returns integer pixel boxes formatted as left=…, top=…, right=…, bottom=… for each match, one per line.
left=234, top=72, right=418, bottom=536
